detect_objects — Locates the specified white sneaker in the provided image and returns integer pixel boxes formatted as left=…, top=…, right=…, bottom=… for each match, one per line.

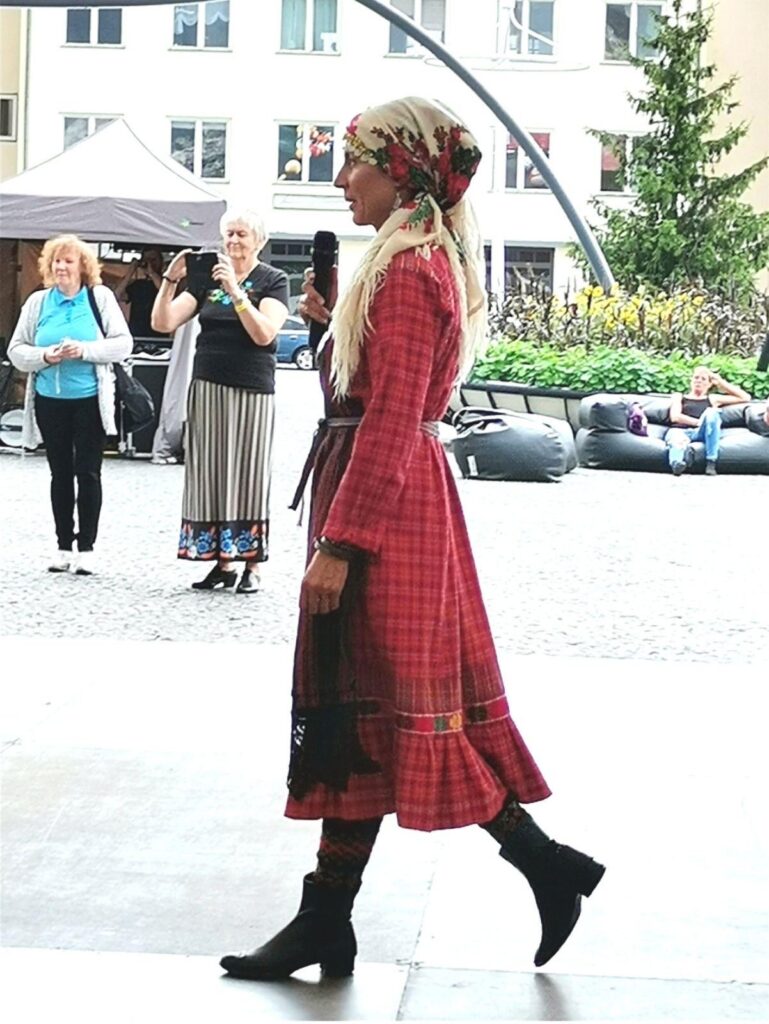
left=48, top=550, right=73, bottom=573
left=74, top=551, right=96, bottom=576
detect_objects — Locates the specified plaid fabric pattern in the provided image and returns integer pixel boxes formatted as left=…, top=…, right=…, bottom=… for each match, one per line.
left=314, top=817, right=383, bottom=889
left=286, top=249, right=550, bottom=832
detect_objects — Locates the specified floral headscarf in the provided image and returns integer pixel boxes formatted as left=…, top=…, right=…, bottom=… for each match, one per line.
left=330, top=97, right=487, bottom=397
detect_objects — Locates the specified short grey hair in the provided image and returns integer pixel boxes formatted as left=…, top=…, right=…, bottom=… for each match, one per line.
left=219, top=207, right=267, bottom=247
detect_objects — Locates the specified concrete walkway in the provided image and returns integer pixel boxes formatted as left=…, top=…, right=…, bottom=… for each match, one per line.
left=2, top=637, right=767, bottom=1021
left=2, top=368, right=768, bottom=1019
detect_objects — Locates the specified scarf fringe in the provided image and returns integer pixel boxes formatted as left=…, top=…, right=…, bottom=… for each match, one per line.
left=330, top=195, right=487, bottom=399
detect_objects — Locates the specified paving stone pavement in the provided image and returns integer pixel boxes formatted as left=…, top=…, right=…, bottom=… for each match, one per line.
left=2, top=367, right=767, bottom=664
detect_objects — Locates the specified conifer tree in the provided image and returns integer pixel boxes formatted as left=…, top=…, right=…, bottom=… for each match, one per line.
left=586, top=0, right=769, bottom=299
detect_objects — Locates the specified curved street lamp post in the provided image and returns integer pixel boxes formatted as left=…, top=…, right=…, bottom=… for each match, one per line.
left=0, top=0, right=615, bottom=289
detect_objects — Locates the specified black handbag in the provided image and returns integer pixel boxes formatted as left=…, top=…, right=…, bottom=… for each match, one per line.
left=111, top=361, right=155, bottom=434
left=86, top=288, right=154, bottom=434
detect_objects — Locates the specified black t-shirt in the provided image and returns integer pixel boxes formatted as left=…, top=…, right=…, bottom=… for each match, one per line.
left=126, top=278, right=167, bottom=339
left=190, top=263, right=289, bottom=393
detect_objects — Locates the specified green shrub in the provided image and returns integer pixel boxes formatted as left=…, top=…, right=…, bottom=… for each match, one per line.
left=487, top=284, right=768, bottom=359
left=472, top=339, right=769, bottom=397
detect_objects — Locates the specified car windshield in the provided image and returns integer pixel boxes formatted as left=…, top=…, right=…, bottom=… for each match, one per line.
left=282, top=316, right=307, bottom=331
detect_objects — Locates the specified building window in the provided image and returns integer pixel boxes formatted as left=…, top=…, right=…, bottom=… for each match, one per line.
left=0, top=96, right=17, bottom=141
left=65, top=7, right=123, bottom=45
left=484, top=244, right=554, bottom=293
left=502, top=1, right=554, bottom=56
left=600, top=135, right=639, bottom=192
left=277, top=123, right=335, bottom=182
left=505, top=132, right=550, bottom=190
left=281, top=0, right=338, bottom=52
left=170, top=119, right=228, bottom=178
left=263, top=238, right=314, bottom=312
left=173, top=1, right=230, bottom=48
left=389, top=0, right=445, bottom=55
left=604, top=2, right=661, bottom=61
left=63, top=115, right=115, bottom=149
left=505, top=246, right=554, bottom=290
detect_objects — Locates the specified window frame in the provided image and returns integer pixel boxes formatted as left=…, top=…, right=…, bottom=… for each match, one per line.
left=171, top=1, right=231, bottom=51
left=598, top=133, right=641, bottom=194
left=64, top=7, right=124, bottom=47
left=504, top=130, right=552, bottom=192
left=275, top=121, right=337, bottom=184
left=279, top=0, right=340, bottom=54
left=499, top=0, right=556, bottom=60
left=387, top=0, right=446, bottom=57
left=603, top=1, right=663, bottom=63
left=169, top=116, right=229, bottom=180
left=62, top=114, right=117, bottom=150
left=0, top=95, right=18, bottom=142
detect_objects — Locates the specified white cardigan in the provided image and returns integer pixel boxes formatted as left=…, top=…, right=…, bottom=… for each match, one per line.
left=8, top=285, right=133, bottom=448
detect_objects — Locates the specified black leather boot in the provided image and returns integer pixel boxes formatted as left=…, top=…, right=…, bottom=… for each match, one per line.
left=219, top=874, right=359, bottom=980
left=191, top=564, right=237, bottom=590
left=500, top=815, right=605, bottom=967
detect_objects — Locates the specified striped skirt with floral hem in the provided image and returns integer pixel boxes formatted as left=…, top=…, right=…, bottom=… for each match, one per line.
left=178, top=378, right=274, bottom=562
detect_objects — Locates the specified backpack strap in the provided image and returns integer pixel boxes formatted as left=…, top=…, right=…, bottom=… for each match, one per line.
left=86, top=286, right=106, bottom=338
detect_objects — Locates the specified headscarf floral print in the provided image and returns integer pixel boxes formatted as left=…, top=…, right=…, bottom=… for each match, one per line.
left=344, top=104, right=482, bottom=220
left=331, top=97, right=487, bottom=397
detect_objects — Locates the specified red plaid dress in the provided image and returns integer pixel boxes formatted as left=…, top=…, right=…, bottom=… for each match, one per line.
left=285, top=248, right=550, bottom=831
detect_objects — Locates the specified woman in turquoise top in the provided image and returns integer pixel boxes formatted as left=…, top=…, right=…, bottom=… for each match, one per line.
left=8, top=234, right=132, bottom=574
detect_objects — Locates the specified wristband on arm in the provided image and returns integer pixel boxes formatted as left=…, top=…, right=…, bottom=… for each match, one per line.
left=313, top=536, right=361, bottom=562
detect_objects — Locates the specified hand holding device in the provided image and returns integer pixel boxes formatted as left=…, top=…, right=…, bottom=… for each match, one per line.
left=58, top=340, right=84, bottom=360
left=308, top=231, right=337, bottom=351
left=186, top=250, right=219, bottom=292
left=164, top=249, right=191, bottom=284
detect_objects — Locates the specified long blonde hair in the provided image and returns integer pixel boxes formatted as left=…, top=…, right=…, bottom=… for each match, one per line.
left=38, top=234, right=102, bottom=288
left=330, top=97, right=487, bottom=398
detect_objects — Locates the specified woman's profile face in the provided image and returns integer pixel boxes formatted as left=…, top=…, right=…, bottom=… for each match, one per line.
left=222, top=221, right=260, bottom=261
left=51, top=247, right=82, bottom=292
left=334, top=155, right=399, bottom=231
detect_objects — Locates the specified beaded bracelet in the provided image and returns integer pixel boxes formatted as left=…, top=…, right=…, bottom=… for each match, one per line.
left=313, top=536, right=359, bottom=562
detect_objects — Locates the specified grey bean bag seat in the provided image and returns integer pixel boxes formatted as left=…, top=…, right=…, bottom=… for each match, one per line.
left=576, top=393, right=769, bottom=474
left=451, top=407, right=577, bottom=482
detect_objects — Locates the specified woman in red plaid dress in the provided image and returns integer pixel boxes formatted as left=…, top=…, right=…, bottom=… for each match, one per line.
left=221, top=97, right=605, bottom=982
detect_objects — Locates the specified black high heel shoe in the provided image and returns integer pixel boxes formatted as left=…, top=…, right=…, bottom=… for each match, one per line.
left=191, top=564, right=237, bottom=590
left=236, top=567, right=261, bottom=594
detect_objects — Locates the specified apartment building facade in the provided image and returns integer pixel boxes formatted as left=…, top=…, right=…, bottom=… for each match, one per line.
left=0, top=8, right=27, bottom=182
left=13, top=0, right=753, bottom=306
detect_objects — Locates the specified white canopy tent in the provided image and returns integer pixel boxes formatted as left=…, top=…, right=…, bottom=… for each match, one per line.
left=0, top=118, right=225, bottom=247
left=0, top=118, right=225, bottom=456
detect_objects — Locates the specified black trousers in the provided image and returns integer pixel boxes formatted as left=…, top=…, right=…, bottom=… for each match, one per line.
left=34, top=394, right=105, bottom=552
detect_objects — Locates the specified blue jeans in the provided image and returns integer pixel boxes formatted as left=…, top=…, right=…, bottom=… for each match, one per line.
left=665, top=408, right=722, bottom=468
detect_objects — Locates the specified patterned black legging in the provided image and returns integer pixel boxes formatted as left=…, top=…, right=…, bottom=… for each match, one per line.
left=313, top=797, right=526, bottom=889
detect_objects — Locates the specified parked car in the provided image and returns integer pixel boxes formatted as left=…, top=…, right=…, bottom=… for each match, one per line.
left=276, top=315, right=315, bottom=370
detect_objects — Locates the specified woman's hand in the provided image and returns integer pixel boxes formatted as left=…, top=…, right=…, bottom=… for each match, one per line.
left=300, top=550, right=349, bottom=615
left=212, top=253, right=240, bottom=298
left=298, top=267, right=338, bottom=326
left=57, top=340, right=84, bottom=360
left=42, top=345, right=65, bottom=365
left=164, top=249, right=190, bottom=283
